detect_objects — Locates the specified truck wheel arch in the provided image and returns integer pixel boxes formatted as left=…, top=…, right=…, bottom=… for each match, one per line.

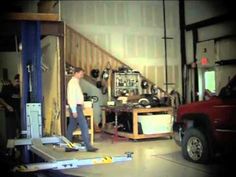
left=181, top=113, right=215, bottom=160
left=181, top=113, right=212, bottom=134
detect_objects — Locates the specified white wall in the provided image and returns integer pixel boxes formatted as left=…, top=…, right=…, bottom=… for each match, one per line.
left=61, top=0, right=181, bottom=93
left=61, top=1, right=182, bottom=123
left=185, top=1, right=228, bottom=25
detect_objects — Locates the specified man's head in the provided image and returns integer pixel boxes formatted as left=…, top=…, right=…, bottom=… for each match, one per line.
left=74, top=67, right=84, bottom=79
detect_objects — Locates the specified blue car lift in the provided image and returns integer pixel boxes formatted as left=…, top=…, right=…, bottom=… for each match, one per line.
left=6, top=21, right=133, bottom=172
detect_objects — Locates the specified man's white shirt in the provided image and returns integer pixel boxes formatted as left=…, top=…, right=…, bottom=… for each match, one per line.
left=67, top=76, right=84, bottom=113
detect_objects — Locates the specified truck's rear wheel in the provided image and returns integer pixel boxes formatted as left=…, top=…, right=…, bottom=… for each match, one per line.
left=182, top=128, right=210, bottom=163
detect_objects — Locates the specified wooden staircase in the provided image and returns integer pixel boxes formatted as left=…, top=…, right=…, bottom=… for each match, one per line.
left=65, top=25, right=168, bottom=98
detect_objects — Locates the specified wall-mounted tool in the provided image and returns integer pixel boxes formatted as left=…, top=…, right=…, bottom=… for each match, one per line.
left=151, top=84, right=158, bottom=95
left=101, top=69, right=109, bottom=80
left=90, top=69, right=100, bottom=79
left=141, top=79, right=149, bottom=89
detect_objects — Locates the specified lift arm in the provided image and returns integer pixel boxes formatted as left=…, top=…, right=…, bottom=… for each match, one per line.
left=14, top=152, right=133, bottom=172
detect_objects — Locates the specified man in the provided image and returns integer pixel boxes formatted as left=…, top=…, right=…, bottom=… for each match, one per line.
left=0, top=76, right=19, bottom=139
left=11, top=74, right=21, bottom=135
left=67, top=67, right=98, bottom=152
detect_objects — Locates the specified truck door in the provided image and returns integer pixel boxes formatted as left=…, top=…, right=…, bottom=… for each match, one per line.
left=215, top=75, right=236, bottom=138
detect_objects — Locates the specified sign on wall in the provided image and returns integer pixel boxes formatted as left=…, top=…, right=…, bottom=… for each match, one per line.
left=196, top=40, right=215, bottom=67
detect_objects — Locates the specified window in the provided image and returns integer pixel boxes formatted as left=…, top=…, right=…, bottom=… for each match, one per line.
left=204, top=70, right=216, bottom=93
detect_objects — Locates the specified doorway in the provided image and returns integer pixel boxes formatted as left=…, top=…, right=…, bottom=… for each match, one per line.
left=198, top=68, right=216, bottom=100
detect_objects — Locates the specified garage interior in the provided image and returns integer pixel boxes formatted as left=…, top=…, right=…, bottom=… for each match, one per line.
left=0, top=1, right=235, bottom=177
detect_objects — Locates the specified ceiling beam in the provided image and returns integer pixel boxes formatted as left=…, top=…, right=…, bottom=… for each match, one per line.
left=4, top=12, right=59, bottom=22
left=0, top=21, right=64, bottom=37
left=185, top=13, right=234, bottom=31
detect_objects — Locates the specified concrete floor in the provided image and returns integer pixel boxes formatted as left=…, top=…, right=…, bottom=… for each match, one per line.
left=61, top=134, right=232, bottom=177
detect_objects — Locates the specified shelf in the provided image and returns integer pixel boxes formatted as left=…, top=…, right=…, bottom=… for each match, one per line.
left=101, top=106, right=174, bottom=140
left=102, top=128, right=172, bottom=140
left=114, top=72, right=140, bottom=75
left=115, top=86, right=138, bottom=89
left=113, top=72, right=141, bottom=97
left=73, top=129, right=93, bottom=135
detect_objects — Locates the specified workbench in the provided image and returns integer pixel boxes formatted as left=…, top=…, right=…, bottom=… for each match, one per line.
left=101, top=106, right=173, bottom=140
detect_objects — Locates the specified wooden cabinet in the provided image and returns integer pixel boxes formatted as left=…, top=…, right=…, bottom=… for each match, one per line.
left=101, top=106, right=173, bottom=140
left=112, top=72, right=141, bottom=97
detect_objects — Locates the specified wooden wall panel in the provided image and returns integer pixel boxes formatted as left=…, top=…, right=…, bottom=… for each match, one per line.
left=97, top=50, right=102, bottom=70
left=65, top=25, right=169, bottom=96
left=91, top=46, right=96, bottom=69
left=80, top=38, right=85, bottom=70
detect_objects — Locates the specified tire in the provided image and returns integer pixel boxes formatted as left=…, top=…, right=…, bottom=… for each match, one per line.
left=182, top=128, right=210, bottom=163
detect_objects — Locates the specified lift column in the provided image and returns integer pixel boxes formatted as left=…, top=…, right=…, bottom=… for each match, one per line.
left=21, top=21, right=42, bottom=163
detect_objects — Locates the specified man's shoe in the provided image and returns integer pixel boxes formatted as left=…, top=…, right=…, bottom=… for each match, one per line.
left=87, top=147, right=98, bottom=152
left=65, top=147, right=79, bottom=152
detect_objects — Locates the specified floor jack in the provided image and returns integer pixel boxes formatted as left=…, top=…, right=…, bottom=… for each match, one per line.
left=7, top=103, right=133, bottom=172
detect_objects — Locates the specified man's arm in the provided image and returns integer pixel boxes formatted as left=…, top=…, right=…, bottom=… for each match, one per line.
left=67, top=79, right=77, bottom=115
left=0, top=98, right=13, bottom=112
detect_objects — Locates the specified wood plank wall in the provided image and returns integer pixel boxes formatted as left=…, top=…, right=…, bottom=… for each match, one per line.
left=66, top=25, right=125, bottom=79
left=65, top=25, right=169, bottom=96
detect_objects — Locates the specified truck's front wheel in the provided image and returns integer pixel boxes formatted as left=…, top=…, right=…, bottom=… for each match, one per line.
left=182, top=128, right=209, bottom=163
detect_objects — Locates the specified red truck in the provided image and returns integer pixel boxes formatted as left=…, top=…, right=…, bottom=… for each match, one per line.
left=173, top=75, right=236, bottom=163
